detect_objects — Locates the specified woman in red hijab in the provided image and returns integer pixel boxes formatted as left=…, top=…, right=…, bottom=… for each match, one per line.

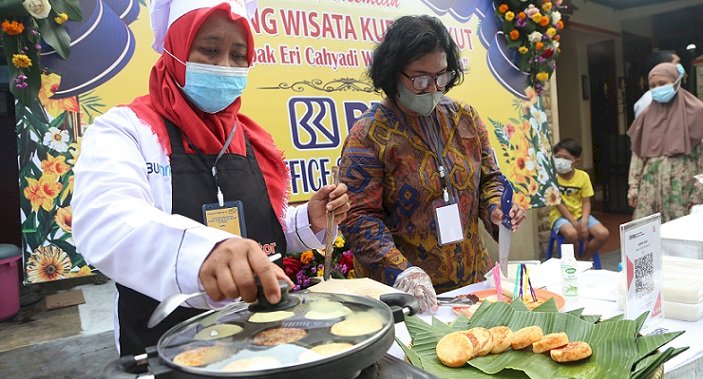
left=627, top=62, right=703, bottom=222
left=72, top=1, right=349, bottom=355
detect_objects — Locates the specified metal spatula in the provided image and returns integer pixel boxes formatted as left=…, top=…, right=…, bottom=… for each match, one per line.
left=147, top=291, right=208, bottom=328
left=147, top=253, right=281, bottom=328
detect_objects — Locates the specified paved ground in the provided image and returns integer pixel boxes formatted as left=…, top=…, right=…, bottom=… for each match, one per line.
left=0, top=275, right=116, bottom=379
left=0, top=331, right=116, bottom=379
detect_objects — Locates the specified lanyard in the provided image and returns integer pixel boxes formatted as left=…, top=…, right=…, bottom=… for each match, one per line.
left=394, top=107, right=454, bottom=203
left=424, top=114, right=454, bottom=203
left=184, top=121, right=239, bottom=206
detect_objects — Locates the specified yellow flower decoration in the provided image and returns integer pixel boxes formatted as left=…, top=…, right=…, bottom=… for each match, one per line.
left=518, top=46, right=529, bottom=54
left=546, top=186, right=561, bottom=206
left=41, top=153, right=71, bottom=176
left=1, top=20, right=25, bottom=35
left=55, top=206, right=72, bottom=232
left=505, top=11, right=515, bottom=21
left=542, top=2, right=553, bottom=12
left=67, top=265, right=93, bottom=278
left=40, top=173, right=62, bottom=200
left=38, top=73, right=80, bottom=117
left=300, top=250, right=314, bottom=264
left=54, top=12, right=68, bottom=25
left=524, top=87, right=538, bottom=104
left=12, top=54, right=32, bottom=68
left=316, top=267, right=325, bottom=277
left=519, top=120, right=531, bottom=133
left=536, top=72, right=549, bottom=81
left=334, top=235, right=345, bottom=248
left=26, top=245, right=72, bottom=282
left=513, top=193, right=530, bottom=210
left=60, top=175, right=74, bottom=203
left=23, top=174, right=62, bottom=212
left=531, top=13, right=542, bottom=23
left=546, top=27, right=557, bottom=37
left=527, top=179, right=538, bottom=196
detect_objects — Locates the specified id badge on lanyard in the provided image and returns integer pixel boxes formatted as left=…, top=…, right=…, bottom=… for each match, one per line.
left=189, top=121, right=248, bottom=236
left=202, top=200, right=247, bottom=237
left=434, top=189, right=464, bottom=245
left=406, top=111, right=464, bottom=245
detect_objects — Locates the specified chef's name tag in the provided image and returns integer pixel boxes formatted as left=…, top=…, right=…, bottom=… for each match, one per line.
left=202, top=201, right=246, bottom=237
left=435, top=203, right=464, bottom=245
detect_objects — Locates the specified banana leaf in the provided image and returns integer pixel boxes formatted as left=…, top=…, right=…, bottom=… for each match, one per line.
left=401, top=300, right=686, bottom=379
left=632, top=346, right=688, bottom=379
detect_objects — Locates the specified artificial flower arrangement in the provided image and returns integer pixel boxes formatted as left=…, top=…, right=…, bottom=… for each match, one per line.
left=495, top=0, right=570, bottom=95
left=283, top=234, right=356, bottom=291
left=489, top=87, right=561, bottom=209
left=1, top=0, right=82, bottom=106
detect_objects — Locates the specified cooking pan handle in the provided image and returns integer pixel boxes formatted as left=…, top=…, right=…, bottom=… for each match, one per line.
left=380, top=293, right=420, bottom=322
left=100, top=353, right=152, bottom=379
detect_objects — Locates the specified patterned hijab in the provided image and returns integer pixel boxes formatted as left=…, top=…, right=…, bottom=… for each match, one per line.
left=628, top=63, right=703, bottom=158
left=126, top=3, right=289, bottom=223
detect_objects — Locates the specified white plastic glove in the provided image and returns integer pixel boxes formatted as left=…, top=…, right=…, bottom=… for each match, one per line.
left=393, top=266, right=438, bottom=313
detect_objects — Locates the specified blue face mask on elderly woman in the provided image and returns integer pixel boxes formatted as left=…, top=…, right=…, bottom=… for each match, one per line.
left=651, top=81, right=678, bottom=104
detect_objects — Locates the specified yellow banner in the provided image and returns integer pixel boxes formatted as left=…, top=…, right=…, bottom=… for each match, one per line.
left=20, top=0, right=558, bottom=283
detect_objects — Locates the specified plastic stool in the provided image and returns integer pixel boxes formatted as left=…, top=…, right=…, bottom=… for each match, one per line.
left=545, top=229, right=602, bottom=270
left=0, top=244, right=22, bottom=321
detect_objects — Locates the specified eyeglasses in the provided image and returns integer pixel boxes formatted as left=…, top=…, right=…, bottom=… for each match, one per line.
left=401, top=70, right=455, bottom=91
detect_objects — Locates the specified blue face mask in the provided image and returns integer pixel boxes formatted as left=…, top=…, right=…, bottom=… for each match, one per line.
left=651, top=83, right=677, bottom=103
left=181, top=62, right=248, bottom=113
left=676, top=63, right=685, bottom=78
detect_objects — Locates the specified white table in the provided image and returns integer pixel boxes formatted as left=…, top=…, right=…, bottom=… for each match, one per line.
left=389, top=263, right=703, bottom=378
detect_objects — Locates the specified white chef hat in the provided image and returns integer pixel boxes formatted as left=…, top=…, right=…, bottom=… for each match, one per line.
left=149, top=0, right=258, bottom=53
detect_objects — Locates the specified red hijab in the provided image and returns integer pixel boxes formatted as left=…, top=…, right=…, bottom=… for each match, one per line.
left=127, top=3, right=288, bottom=223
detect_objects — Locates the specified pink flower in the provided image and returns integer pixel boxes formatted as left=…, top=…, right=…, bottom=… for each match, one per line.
left=504, top=123, right=516, bottom=139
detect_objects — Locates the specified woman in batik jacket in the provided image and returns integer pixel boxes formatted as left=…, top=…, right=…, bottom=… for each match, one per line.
left=338, top=15, right=525, bottom=313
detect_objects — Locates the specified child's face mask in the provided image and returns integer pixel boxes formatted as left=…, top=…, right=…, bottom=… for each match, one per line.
left=554, top=157, right=573, bottom=174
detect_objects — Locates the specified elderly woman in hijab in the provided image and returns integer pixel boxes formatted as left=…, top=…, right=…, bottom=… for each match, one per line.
left=627, top=62, right=703, bottom=222
left=72, top=0, right=349, bottom=355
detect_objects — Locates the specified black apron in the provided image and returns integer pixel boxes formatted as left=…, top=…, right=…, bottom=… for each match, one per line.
left=117, top=119, right=286, bottom=356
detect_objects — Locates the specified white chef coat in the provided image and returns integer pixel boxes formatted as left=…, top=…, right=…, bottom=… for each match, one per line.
left=72, top=106, right=326, bottom=307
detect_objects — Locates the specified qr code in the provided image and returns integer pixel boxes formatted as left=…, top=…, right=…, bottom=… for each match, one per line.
left=634, top=252, right=654, bottom=298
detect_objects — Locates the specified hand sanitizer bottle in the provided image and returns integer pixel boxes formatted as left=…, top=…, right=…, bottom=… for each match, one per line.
left=560, top=244, right=579, bottom=301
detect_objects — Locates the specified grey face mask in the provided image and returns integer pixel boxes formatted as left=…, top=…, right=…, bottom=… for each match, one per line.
left=397, top=83, right=442, bottom=116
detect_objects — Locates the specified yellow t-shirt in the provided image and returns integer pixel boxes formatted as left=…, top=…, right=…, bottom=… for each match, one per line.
left=549, top=169, right=594, bottom=227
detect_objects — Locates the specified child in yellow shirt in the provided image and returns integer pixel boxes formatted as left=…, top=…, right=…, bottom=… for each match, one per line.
left=549, top=139, right=610, bottom=257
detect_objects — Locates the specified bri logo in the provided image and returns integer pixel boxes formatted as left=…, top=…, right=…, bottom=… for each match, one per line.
left=146, top=162, right=171, bottom=177
left=289, top=97, right=340, bottom=150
